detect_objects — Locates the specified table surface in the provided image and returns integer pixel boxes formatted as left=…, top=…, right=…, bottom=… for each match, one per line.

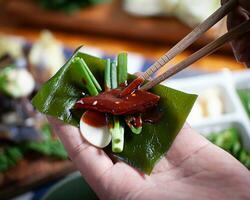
left=0, top=5, right=247, bottom=199
left=0, top=6, right=245, bottom=73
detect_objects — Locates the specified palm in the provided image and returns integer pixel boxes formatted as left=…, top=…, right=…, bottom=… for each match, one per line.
left=50, top=119, right=250, bottom=200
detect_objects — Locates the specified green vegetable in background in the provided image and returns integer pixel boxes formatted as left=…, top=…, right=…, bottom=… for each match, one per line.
left=0, top=65, right=15, bottom=97
left=25, top=140, right=68, bottom=160
left=5, top=147, right=23, bottom=167
left=211, top=128, right=239, bottom=152
left=207, top=127, right=250, bottom=170
left=37, top=0, right=110, bottom=13
left=32, top=48, right=197, bottom=174
left=24, top=124, right=68, bottom=159
left=237, top=89, right=250, bottom=119
left=0, top=147, right=23, bottom=172
left=0, top=153, right=10, bottom=172
left=239, top=150, right=250, bottom=169
left=0, top=124, right=68, bottom=172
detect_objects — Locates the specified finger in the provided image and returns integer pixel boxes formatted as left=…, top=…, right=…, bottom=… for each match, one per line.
left=221, top=0, right=250, bottom=67
left=239, top=0, right=250, bottom=11
left=166, top=123, right=210, bottom=166
left=227, top=7, right=250, bottom=67
left=48, top=117, right=113, bottom=193
left=222, top=0, right=250, bottom=11
left=152, top=124, right=210, bottom=173
left=243, top=59, right=250, bottom=68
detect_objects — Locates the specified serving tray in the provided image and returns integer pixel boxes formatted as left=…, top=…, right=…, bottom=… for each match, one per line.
left=164, top=70, right=250, bottom=152
left=1, top=33, right=247, bottom=199
left=2, top=0, right=231, bottom=52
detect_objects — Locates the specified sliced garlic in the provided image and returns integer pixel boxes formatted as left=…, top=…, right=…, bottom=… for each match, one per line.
left=80, top=113, right=111, bottom=148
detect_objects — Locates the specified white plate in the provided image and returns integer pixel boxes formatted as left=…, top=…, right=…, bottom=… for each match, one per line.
left=162, top=69, right=250, bottom=150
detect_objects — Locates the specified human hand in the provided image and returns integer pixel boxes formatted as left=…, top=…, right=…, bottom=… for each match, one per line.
left=222, top=0, right=250, bottom=67
left=49, top=118, right=250, bottom=200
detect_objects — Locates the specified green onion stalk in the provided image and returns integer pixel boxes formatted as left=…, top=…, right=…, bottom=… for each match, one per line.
left=105, top=55, right=127, bottom=153
left=125, top=115, right=142, bottom=135
left=72, top=57, right=101, bottom=96
left=117, top=53, right=143, bottom=134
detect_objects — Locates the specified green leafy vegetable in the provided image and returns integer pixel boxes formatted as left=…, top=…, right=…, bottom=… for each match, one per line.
left=0, top=146, right=24, bottom=172
left=37, top=0, right=110, bottom=13
left=5, top=147, right=23, bottom=167
left=240, top=150, right=250, bottom=169
left=0, top=154, right=9, bottom=172
left=25, top=140, right=68, bottom=159
left=0, top=124, right=67, bottom=172
left=24, top=124, right=68, bottom=159
left=0, top=65, right=15, bottom=97
left=32, top=48, right=197, bottom=174
left=207, top=127, right=250, bottom=170
left=237, top=89, right=250, bottom=119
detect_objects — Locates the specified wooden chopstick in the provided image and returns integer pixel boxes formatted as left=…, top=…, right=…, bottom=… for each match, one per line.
left=141, top=19, right=250, bottom=91
left=120, top=0, right=237, bottom=97
left=141, top=0, right=237, bottom=80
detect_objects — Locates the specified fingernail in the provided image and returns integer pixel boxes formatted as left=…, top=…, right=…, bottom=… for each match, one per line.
left=244, top=61, right=250, bottom=68
left=183, top=123, right=191, bottom=129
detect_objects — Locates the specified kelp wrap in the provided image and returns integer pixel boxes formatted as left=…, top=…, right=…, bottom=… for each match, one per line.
left=32, top=48, right=197, bottom=174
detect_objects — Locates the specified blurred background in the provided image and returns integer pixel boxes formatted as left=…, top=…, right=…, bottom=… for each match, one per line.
left=0, top=0, right=249, bottom=199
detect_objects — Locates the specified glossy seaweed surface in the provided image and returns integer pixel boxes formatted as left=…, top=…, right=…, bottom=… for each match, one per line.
left=32, top=48, right=197, bottom=174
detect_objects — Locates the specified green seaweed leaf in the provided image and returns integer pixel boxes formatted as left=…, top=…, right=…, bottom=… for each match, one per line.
left=32, top=49, right=106, bottom=126
left=32, top=48, right=197, bottom=174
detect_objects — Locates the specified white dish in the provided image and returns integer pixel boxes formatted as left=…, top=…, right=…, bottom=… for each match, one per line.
left=163, top=69, right=250, bottom=151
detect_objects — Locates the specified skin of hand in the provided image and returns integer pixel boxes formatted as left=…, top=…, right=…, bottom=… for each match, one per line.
left=46, top=7, right=250, bottom=196
left=222, top=0, right=250, bottom=67
left=49, top=118, right=250, bottom=200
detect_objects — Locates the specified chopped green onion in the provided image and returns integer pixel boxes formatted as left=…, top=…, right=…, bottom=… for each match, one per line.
left=111, top=61, right=117, bottom=89
left=117, top=52, right=128, bottom=85
left=117, top=53, right=142, bottom=134
left=72, top=57, right=99, bottom=96
left=104, top=59, right=111, bottom=90
left=104, top=58, right=125, bottom=153
left=112, top=127, right=124, bottom=153
left=125, top=115, right=142, bottom=135
left=110, top=117, right=124, bottom=153
left=84, top=62, right=102, bottom=92
left=130, top=126, right=142, bottom=135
